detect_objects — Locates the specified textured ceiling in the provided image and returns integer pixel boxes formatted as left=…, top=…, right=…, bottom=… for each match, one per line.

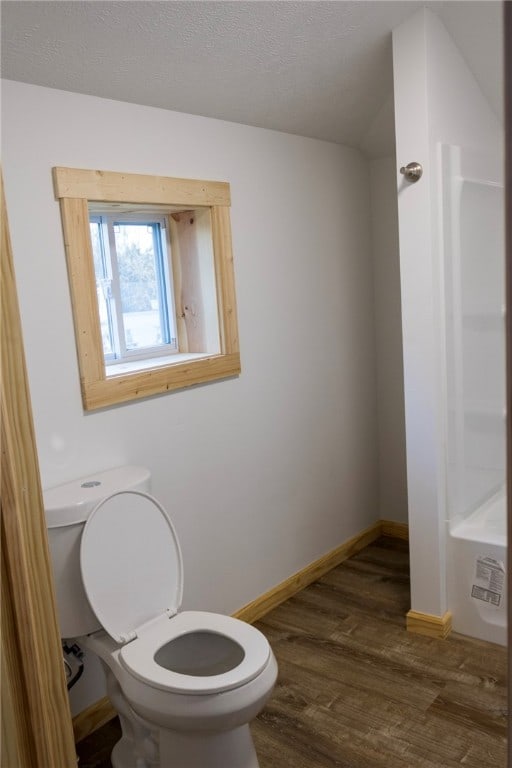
left=0, top=1, right=503, bottom=154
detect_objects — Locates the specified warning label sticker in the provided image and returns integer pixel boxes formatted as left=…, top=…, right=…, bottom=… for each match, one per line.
left=471, top=556, right=505, bottom=607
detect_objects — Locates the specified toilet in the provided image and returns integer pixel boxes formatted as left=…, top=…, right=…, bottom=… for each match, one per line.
left=44, top=466, right=278, bottom=768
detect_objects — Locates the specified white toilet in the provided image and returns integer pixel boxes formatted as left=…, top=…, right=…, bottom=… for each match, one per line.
left=44, top=466, right=278, bottom=768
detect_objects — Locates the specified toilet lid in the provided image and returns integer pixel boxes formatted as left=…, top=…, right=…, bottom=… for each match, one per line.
left=80, top=491, right=183, bottom=644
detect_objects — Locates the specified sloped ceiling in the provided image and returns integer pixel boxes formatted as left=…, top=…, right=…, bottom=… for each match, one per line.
left=0, top=1, right=503, bottom=155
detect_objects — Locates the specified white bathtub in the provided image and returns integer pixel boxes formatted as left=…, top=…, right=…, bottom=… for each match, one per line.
left=448, top=489, right=507, bottom=646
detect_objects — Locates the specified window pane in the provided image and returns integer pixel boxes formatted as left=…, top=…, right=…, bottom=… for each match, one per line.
left=96, top=283, right=114, bottom=356
left=89, top=221, right=106, bottom=277
left=113, top=223, right=170, bottom=351
left=89, top=221, right=114, bottom=357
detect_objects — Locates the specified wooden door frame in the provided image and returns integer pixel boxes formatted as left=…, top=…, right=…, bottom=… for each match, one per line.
left=1, top=173, right=77, bottom=766
left=505, top=4, right=512, bottom=768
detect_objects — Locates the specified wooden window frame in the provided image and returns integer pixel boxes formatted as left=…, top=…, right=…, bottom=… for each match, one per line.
left=53, top=167, right=240, bottom=410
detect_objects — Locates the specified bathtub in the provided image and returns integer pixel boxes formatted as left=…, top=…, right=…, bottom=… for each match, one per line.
left=448, top=488, right=507, bottom=646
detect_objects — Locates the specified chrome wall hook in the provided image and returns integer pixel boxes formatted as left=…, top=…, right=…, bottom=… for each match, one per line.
left=400, top=162, right=423, bottom=183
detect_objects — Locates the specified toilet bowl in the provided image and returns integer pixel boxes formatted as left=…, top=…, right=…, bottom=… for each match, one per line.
left=44, top=468, right=277, bottom=768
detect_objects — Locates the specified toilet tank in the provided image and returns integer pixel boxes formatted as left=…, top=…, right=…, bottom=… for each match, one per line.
left=44, top=465, right=151, bottom=639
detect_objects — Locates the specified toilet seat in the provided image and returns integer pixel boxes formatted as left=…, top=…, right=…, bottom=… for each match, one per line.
left=119, top=610, right=271, bottom=695
left=80, top=490, right=271, bottom=696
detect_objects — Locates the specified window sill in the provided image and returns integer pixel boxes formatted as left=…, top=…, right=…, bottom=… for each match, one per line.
left=81, top=352, right=241, bottom=410
left=106, top=352, right=211, bottom=377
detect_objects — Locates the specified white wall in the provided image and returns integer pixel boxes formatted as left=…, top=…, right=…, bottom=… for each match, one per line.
left=2, top=80, right=378, bottom=711
left=392, top=9, right=503, bottom=618
left=363, top=59, right=408, bottom=526
left=370, top=156, right=408, bottom=523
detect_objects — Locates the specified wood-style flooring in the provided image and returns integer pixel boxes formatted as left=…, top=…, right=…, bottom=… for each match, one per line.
left=76, top=537, right=507, bottom=768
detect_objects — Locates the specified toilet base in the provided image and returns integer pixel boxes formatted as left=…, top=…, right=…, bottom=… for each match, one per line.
left=103, top=664, right=261, bottom=768
left=102, top=661, right=159, bottom=767
left=110, top=724, right=259, bottom=768
left=111, top=738, right=137, bottom=768
left=159, top=724, right=259, bottom=768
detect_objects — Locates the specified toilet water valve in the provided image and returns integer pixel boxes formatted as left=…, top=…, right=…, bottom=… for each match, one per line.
left=62, top=641, right=84, bottom=690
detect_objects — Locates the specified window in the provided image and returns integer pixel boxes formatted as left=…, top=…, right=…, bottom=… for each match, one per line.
left=89, top=213, right=177, bottom=364
left=54, top=167, right=240, bottom=410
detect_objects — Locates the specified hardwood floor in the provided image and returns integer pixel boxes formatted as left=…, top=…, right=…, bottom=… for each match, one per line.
left=76, top=537, right=507, bottom=767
